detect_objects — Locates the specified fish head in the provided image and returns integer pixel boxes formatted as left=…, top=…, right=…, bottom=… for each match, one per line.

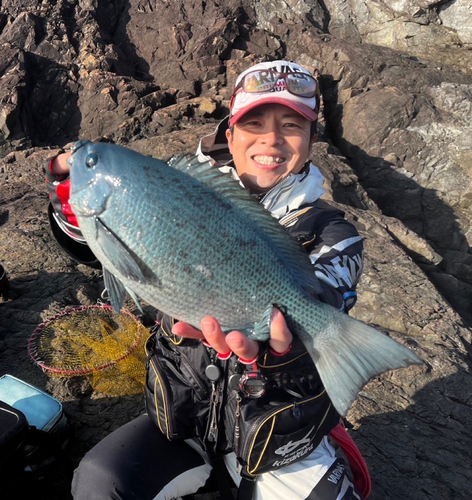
left=69, top=140, right=121, bottom=217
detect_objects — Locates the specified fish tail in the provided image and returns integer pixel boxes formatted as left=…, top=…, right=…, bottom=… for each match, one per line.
left=302, top=308, right=422, bottom=417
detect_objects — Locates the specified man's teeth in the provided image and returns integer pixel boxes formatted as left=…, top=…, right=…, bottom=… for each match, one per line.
left=254, top=155, right=285, bottom=165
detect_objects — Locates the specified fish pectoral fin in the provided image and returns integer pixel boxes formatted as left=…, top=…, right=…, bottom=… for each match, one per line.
left=95, top=217, right=146, bottom=284
left=308, top=312, right=423, bottom=417
left=103, top=268, right=126, bottom=313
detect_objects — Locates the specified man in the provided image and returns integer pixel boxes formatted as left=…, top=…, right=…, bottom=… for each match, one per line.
left=46, top=60, right=367, bottom=499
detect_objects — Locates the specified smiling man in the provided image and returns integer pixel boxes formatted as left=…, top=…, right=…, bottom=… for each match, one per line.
left=47, top=60, right=368, bottom=499
left=227, top=62, right=318, bottom=195
left=171, top=61, right=368, bottom=499
left=226, top=104, right=315, bottom=193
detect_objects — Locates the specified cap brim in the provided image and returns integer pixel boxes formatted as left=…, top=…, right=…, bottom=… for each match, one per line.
left=229, top=97, right=317, bottom=127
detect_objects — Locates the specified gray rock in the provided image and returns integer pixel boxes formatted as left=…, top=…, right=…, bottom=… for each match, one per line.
left=322, top=0, right=472, bottom=75
left=0, top=1, right=472, bottom=499
left=438, top=0, right=472, bottom=45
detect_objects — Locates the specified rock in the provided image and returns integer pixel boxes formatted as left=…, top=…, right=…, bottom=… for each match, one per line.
left=318, top=52, right=472, bottom=321
left=322, top=0, right=472, bottom=75
left=438, top=0, right=472, bottom=45
left=0, top=1, right=472, bottom=499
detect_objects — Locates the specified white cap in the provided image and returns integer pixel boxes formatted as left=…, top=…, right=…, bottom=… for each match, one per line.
left=229, top=60, right=318, bottom=127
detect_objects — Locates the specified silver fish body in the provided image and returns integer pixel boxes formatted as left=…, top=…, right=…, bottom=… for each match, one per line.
left=69, top=140, right=422, bottom=416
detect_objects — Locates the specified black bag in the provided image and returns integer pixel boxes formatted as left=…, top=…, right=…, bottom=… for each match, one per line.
left=234, top=387, right=337, bottom=475
left=0, top=400, right=30, bottom=489
left=0, top=376, right=72, bottom=498
left=145, top=332, right=212, bottom=441
left=146, top=330, right=339, bottom=473
left=222, top=339, right=340, bottom=477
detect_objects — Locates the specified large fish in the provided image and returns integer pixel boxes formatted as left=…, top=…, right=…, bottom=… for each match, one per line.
left=69, top=139, right=422, bottom=416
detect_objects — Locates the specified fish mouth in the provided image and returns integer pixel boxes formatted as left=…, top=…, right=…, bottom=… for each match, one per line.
left=70, top=181, right=107, bottom=217
left=71, top=204, right=105, bottom=217
left=70, top=179, right=94, bottom=198
left=70, top=201, right=105, bottom=217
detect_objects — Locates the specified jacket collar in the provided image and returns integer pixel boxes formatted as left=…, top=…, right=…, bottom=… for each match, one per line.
left=196, top=116, right=231, bottom=166
left=258, top=164, right=325, bottom=219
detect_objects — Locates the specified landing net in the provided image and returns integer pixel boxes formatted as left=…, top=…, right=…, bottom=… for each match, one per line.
left=28, top=305, right=150, bottom=396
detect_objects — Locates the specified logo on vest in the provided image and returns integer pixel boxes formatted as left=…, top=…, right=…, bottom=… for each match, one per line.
left=271, top=442, right=315, bottom=468
left=327, top=462, right=345, bottom=485
left=275, top=426, right=316, bottom=457
left=271, top=426, right=317, bottom=467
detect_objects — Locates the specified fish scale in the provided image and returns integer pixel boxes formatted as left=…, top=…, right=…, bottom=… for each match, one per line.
left=69, top=140, right=422, bottom=416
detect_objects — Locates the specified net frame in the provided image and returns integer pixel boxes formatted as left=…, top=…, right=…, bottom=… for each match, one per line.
left=28, top=304, right=148, bottom=376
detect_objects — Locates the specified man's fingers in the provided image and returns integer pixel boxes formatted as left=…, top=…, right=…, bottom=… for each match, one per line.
left=171, top=321, right=204, bottom=340
left=173, top=310, right=291, bottom=358
left=200, top=317, right=231, bottom=356
left=50, top=151, right=72, bottom=175
left=269, top=308, right=293, bottom=354
left=226, top=331, right=259, bottom=361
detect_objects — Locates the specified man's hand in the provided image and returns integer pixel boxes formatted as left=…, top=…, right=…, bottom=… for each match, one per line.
left=172, top=308, right=293, bottom=360
left=50, top=151, right=72, bottom=175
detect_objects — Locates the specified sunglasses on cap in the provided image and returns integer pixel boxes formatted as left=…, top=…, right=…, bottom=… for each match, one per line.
left=233, top=69, right=318, bottom=98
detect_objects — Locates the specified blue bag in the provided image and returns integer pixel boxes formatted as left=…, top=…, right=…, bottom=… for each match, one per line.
left=0, top=375, right=71, bottom=496
left=0, top=374, right=67, bottom=434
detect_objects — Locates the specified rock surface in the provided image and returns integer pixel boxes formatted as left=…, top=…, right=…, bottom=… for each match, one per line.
left=0, top=1, right=471, bottom=499
left=322, top=0, right=472, bottom=74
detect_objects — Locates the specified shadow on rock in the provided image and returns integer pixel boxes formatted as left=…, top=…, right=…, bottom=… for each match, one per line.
left=352, top=362, right=472, bottom=500
left=345, top=146, right=471, bottom=327
left=321, top=77, right=472, bottom=326
left=103, top=0, right=152, bottom=81
left=22, top=53, right=82, bottom=148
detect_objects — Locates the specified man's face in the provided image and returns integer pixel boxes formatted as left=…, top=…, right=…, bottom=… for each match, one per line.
left=226, top=104, right=315, bottom=194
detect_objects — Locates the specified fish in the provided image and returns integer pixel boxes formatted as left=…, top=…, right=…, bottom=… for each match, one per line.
left=68, top=139, right=422, bottom=416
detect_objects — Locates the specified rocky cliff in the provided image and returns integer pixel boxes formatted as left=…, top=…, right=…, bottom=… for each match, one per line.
left=0, top=1, right=471, bottom=499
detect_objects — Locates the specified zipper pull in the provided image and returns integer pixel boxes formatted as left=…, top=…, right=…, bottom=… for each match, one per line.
left=292, top=402, right=301, bottom=420
left=234, top=394, right=242, bottom=463
left=207, top=383, right=219, bottom=442
left=145, top=350, right=153, bottom=370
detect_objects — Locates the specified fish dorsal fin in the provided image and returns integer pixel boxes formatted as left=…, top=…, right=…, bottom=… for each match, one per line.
left=168, top=155, right=323, bottom=296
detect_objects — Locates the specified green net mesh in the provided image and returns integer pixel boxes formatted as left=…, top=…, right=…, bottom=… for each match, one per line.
left=29, top=305, right=150, bottom=396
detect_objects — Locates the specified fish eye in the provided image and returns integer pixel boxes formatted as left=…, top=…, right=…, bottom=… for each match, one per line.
left=85, top=153, right=99, bottom=169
